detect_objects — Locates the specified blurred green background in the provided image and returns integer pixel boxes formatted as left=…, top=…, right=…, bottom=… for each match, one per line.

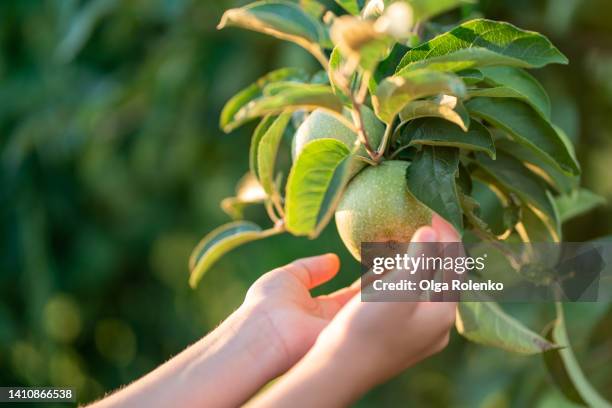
left=1, top=0, right=611, bottom=406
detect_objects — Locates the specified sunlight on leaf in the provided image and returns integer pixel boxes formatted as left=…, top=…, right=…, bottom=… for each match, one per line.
left=457, top=301, right=558, bottom=354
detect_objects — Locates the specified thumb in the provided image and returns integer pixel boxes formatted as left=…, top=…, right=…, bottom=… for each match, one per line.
left=276, top=253, right=341, bottom=289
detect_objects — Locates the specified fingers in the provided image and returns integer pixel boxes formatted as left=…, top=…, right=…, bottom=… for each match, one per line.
left=280, top=253, right=341, bottom=289
left=432, top=214, right=460, bottom=242
left=388, top=225, right=439, bottom=283
left=315, top=286, right=360, bottom=319
left=321, top=285, right=359, bottom=305
left=406, top=301, right=456, bottom=358
left=432, top=214, right=464, bottom=302
left=415, top=302, right=457, bottom=333
left=412, top=225, right=439, bottom=243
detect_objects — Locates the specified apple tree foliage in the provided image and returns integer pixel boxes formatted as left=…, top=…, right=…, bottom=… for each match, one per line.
left=189, top=1, right=609, bottom=405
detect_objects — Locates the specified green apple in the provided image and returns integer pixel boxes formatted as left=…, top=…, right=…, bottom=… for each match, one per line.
left=292, top=106, right=384, bottom=161
left=334, top=160, right=432, bottom=260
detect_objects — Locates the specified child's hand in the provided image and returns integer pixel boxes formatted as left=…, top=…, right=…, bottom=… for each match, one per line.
left=317, top=216, right=461, bottom=376
left=248, top=216, right=462, bottom=408
left=241, top=253, right=358, bottom=374
left=90, top=216, right=460, bottom=408
left=91, top=254, right=358, bottom=408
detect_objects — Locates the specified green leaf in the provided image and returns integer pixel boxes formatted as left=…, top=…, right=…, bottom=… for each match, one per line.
left=257, top=113, right=292, bottom=196
left=554, top=124, right=578, bottom=162
left=406, top=0, right=474, bottom=22
left=359, top=37, right=394, bottom=73
left=405, top=146, right=463, bottom=233
left=458, top=68, right=484, bottom=85
left=457, top=162, right=473, bottom=195
left=474, top=151, right=560, bottom=240
left=329, top=46, right=358, bottom=103
left=520, top=204, right=558, bottom=242
left=249, top=116, right=277, bottom=179
left=370, top=43, right=411, bottom=94
left=467, top=97, right=579, bottom=176
left=495, top=138, right=578, bottom=194
left=285, top=139, right=351, bottom=236
left=296, top=0, right=326, bottom=19
left=373, top=69, right=466, bottom=123
left=396, top=19, right=568, bottom=74
left=555, top=188, right=606, bottom=223
left=456, top=301, right=558, bottom=354
left=329, top=47, right=344, bottom=96
left=189, top=222, right=281, bottom=287
left=459, top=193, right=493, bottom=237
left=401, top=118, right=495, bottom=158
left=311, top=154, right=356, bottom=238
left=263, top=80, right=316, bottom=96
left=221, top=68, right=307, bottom=133
left=543, top=303, right=612, bottom=407
left=479, top=66, right=551, bottom=119
left=334, top=0, right=365, bottom=15
left=536, top=391, right=585, bottom=408
left=233, top=83, right=345, bottom=129
left=399, top=97, right=470, bottom=131
left=469, top=86, right=550, bottom=114
left=217, top=0, right=330, bottom=54
left=470, top=179, right=517, bottom=236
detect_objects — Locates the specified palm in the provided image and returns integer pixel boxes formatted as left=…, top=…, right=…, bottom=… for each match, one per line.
left=244, top=254, right=357, bottom=369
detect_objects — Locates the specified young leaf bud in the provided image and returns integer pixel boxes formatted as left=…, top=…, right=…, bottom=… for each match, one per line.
left=362, top=0, right=385, bottom=19
left=331, top=16, right=380, bottom=59
left=374, top=2, right=414, bottom=41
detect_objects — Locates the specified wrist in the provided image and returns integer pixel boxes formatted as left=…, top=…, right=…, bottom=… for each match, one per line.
left=314, top=336, right=373, bottom=388
left=92, top=305, right=287, bottom=408
left=229, top=303, right=291, bottom=376
left=165, top=305, right=288, bottom=407
left=191, top=304, right=288, bottom=379
left=251, top=335, right=379, bottom=407
left=312, top=325, right=391, bottom=390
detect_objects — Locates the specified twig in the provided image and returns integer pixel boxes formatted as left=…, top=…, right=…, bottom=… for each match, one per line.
left=270, top=174, right=285, bottom=218
left=374, top=115, right=396, bottom=160
left=264, top=200, right=281, bottom=224
left=356, top=70, right=371, bottom=104
left=354, top=155, right=378, bottom=166
left=350, top=94, right=378, bottom=160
